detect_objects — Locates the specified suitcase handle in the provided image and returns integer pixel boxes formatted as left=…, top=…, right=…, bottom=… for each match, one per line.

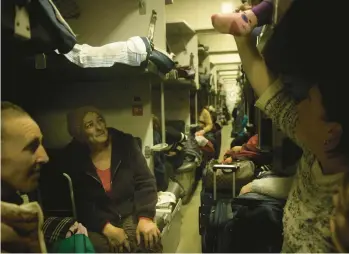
left=212, top=164, right=240, bottom=173
left=212, top=164, right=239, bottom=201
left=222, top=169, right=236, bottom=174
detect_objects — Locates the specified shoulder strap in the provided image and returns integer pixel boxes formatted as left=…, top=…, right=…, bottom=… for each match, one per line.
left=147, top=10, right=157, bottom=48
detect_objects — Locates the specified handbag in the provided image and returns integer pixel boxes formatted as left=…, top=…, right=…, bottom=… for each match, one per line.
left=177, top=66, right=195, bottom=79
left=203, top=160, right=255, bottom=193
left=146, top=10, right=175, bottom=74
left=3, top=0, right=77, bottom=54
left=51, top=234, right=95, bottom=253
left=149, top=48, right=175, bottom=74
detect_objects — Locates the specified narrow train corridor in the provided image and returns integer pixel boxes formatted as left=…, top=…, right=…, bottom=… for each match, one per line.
left=176, top=122, right=233, bottom=252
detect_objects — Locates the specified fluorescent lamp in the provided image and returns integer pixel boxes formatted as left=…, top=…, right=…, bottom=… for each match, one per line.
left=221, top=2, right=233, bottom=13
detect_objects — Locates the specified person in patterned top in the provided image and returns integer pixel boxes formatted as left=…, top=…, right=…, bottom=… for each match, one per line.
left=331, top=172, right=349, bottom=252
left=212, top=0, right=349, bottom=252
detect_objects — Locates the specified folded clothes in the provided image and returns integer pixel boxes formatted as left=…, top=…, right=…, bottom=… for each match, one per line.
left=156, top=192, right=177, bottom=218
left=156, top=191, right=176, bottom=208
left=60, top=36, right=150, bottom=68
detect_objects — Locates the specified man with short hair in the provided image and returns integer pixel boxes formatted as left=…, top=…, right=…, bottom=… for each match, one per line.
left=1, top=101, right=87, bottom=252
left=1, top=101, right=49, bottom=201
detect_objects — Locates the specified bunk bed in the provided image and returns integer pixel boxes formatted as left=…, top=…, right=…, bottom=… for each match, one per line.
left=151, top=18, right=201, bottom=205
left=3, top=1, right=187, bottom=253
left=18, top=52, right=165, bottom=84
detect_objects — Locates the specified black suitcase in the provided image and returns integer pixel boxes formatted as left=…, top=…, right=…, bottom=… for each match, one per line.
left=217, top=193, right=286, bottom=253
left=199, top=164, right=239, bottom=253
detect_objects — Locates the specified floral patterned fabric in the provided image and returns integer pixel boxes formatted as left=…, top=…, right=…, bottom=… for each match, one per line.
left=255, top=79, right=343, bottom=252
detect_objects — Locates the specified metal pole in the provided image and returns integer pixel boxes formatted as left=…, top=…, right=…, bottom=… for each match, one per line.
left=160, top=82, right=166, bottom=143
left=246, top=96, right=250, bottom=124
left=256, top=108, right=262, bottom=149
left=195, top=92, right=198, bottom=124
left=63, top=173, right=77, bottom=219
left=232, top=172, right=236, bottom=198
left=273, top=0, right=279, bottom=26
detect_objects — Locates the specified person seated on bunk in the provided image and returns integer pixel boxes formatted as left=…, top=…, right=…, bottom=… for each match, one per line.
left=223, top=133, right=258, bottom=164
left=196, top=104, right=222, bottom=158
left=196, top=105, right=213, bottom=137
left=1, top=101, right=88, bottom=252
left=208, top=105, right=222, bottom=132
left=195, top=135, right=216, bottom=159
left=63, top=106, right=162, bottom=253
left=230, top=121, right=254, bottom=148
left=212, top=0, right=349, bottom=252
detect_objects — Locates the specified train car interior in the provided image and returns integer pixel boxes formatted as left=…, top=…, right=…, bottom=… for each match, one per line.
left=2, top=0, right=349, bottom=253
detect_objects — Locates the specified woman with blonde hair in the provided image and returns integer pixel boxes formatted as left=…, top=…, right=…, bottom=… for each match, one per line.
left=196, top=105, right=213, bottom=137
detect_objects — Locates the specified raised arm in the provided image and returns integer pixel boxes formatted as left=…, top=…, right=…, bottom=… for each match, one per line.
left=235, top=36, right=276, bottom=97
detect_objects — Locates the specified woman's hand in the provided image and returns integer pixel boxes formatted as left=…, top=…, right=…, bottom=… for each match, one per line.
left=103, top=223, right=130, bottom=252
left=223, top=157, right=233, bottom=164
left=65, top=222, right=88, bottom=238
left=239, top=182, right=253, bottom=195
left=232, top=146, right=243, bottom=153
left=195, top=130, right=205, bottom=136
left=136, top=218, right=160, bottom=249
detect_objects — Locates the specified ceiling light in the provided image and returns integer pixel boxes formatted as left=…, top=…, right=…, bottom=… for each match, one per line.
left=221, top=2, right=233, bottom=14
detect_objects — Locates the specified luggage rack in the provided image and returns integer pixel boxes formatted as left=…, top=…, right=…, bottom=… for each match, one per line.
left=19, top=53, right=165, bottom=84
left=7, top=4, right=166, bottom=84
left=152, top=78, right=196, bottom=90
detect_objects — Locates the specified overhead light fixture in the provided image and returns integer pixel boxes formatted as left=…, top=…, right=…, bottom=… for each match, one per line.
left=221, top=2, right=233, bottom=14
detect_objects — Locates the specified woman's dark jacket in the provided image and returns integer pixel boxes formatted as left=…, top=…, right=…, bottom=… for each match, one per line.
left=63, top=128, right=157, bottom=233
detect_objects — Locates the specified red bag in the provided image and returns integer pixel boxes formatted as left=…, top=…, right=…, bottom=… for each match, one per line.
left=224, top=135, right=272, bottom=165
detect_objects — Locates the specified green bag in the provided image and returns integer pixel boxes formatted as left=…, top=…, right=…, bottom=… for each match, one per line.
left=51, top=234, right=95, bottom=253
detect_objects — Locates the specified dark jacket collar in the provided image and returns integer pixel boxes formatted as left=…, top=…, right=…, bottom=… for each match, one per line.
left=1, top=181, right=23, bottom=205
left=107, top=128, right=124, bottom=181
left=66, top=128, right=125, bottom=181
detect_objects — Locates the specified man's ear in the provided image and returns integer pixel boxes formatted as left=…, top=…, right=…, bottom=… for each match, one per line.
left=324, top=123, right=343, bottom=152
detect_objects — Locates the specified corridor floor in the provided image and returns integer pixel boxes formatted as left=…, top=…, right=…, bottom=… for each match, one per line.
left=175, top=123, right=233, bottom=253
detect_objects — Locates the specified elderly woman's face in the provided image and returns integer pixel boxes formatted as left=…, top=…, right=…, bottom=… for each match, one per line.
left=82, top=112, right=108, bottom=145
